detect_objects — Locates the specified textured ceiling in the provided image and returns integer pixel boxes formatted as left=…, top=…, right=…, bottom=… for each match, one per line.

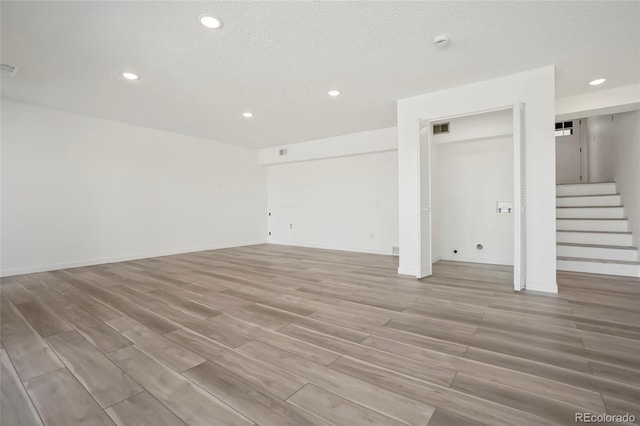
left=1, top=1, right=639, bottom=148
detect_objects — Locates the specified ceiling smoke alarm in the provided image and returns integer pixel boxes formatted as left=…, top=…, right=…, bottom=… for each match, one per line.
left=433, top=35, right=449, bottom=47
left=1, top=63, right=18, bottom=76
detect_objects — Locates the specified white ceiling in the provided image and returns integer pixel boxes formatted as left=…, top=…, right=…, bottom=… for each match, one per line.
left=1, top=1, right=639, bottom=148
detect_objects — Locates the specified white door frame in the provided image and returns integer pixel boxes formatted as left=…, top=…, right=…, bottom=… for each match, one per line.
left=417, top=103, right=527, bottom=292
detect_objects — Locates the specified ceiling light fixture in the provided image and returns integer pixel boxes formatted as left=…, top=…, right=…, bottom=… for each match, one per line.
left=200, top=15, right=223, bottom=29
left=122, top=72, right=139, bottom=80
left=589, top=78, right=606, bottom=86
left=328, top=90, right=341, bottom=97
left=242, top=112, right=254, bottom=118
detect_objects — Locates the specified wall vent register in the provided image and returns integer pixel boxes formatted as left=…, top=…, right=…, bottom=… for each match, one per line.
left=432, top=122, right=449, bottom=135
left=278, top=148, right=288, bottom=156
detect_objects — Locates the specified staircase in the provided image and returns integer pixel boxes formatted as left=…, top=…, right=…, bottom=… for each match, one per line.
left=556, top=182, right=640, bottom=277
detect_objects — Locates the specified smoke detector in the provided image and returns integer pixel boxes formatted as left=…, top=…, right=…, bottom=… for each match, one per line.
left=433, top=35, right=449, bottom=47
left=1, top=63, right=18, bottom=77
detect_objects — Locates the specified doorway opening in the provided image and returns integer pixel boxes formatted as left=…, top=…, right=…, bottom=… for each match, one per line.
left=417, top=104, right=527, bottom=292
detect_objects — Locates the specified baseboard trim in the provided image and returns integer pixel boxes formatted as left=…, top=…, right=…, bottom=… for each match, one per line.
left=525, top=280, right=558, bottom=294
left=439, top=255, right=513, bottom=266
left=287, top=242, right=394, bottom=256
left=0, top=240, right=267, bottom=277
left=397, top=265, right=417, bottom=276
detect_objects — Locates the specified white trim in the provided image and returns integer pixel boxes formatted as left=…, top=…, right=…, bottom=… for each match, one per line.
left=0, top=240, right=266, bottom=277
left=398, top=265, right=417, bottom=276
left=439, top=255, right=513, bottom=266
left=287, top=241, right=394, bottom=256
left=525, top=280, right=558, bottom=294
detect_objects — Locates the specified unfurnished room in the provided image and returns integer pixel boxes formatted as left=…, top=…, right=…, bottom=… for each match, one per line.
left=1, top=2, right=639, bottom=426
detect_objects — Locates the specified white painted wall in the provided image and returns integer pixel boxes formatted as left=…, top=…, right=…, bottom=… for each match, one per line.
left=398, top=66, right=557, bottom=293
left=611, top=111, right=640, bottom=247
left=267, top=150, right=399, bottom=255
left=432, top=110, right=514, bottom=265
left=587, top=111, right=640, bottom=246
left=556, top=84, right=640, bottom=121
left=258, top=127, right=397, bottom=165
left=1, top=99, right=267, bottom=276
left=586, top=115, right=615, bottom=183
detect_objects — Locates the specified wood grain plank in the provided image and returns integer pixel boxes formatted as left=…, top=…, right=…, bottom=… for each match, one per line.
left=107, top=316, right=205, bottom=372
left=165, top=328, right=305, bottom=399
left=288, top=383, right=405, bottom=426
left=183, top=361, right=325, bottom=426
left=0, top=349, right=43, bottom=426
left=14, top=300, right=73, bottom=337
left=46, top=330, right=142, bottom=408
left=0, top=294, right=64, bottom=381
left=24, top=369, right=115, bottom=426
left=238, top=340, right=435, bottom=426
left=105, top=392, right=186, bottom=426
left=108, top=345, right=252, bottom=426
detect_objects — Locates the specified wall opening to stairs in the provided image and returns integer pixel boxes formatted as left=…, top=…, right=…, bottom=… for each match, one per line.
left=556, top=110, right=640, bottom=277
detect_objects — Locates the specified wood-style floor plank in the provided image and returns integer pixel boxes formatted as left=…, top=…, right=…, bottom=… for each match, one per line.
left=45, top=330, right=142, bottom=408
left=4, top=244, right=640, bottom=426
left=105, top=392, right=186, bottom=426
left=24, top=369, right=115, bottom=426
left=0, top=349, right=43, bottom=426
left=108, top=345, right=252, bottom=426
left=0, top=294, right=64, bottom=381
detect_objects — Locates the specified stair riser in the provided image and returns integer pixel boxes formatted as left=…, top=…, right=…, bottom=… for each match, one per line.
left=556, top=232, right=633, bottom=246
left=557, top=245, right=638, bottom=262
left=556, top=207, right=625, bottom=219
left=557, top=260, right=640, bottom=277
left=556, top=195, right=621, bottom=207
left=556, top=219, right=629, bottom=232
left=556, top=183, right=617, bottom=197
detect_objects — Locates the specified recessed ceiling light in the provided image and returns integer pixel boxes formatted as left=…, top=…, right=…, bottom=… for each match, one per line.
left=328, top=90, right=341, bottom=97
left=200, top=15, right=223, bottom=29
left=122, top=72, right=139, bottom=80
left=242, top=112, right=254, bottom=118
left=589, top=78, right=606, bottom=86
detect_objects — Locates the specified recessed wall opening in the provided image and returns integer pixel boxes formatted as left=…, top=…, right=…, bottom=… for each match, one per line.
left=418, top=105, right=526, bottom=291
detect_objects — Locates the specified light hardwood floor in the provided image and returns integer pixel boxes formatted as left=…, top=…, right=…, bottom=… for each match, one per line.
left=1, top=244, right=639, bottom=426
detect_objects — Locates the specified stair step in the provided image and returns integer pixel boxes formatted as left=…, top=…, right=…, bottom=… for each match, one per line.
left=557, top=256, right=640, bottom=277
left=556, top=194, right=622, bottom=207
left=556, top=218, right=629, bottom=232
left=556, top=182, right=617, bottom=197
left=556, top=230, right=633, bottom=246
left=556, top=206, right=625, bottom=219
left=557, top=243, right=638, bottom=262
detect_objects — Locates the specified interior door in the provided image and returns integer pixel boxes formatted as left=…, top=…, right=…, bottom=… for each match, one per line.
left=513, top=103, right=526, bottom=292
left=268, top=206, right=293, bottom=245
left=555, top=120, right=582, bottom=184
left=417, top=122, right=432, bottom=278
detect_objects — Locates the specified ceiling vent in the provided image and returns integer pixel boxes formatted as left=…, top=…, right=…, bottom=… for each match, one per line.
left=1, top=63, right=18, bottom=77
left=433, top=122, right=449, bottom=135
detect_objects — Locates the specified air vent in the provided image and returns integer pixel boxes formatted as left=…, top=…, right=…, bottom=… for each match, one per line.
left=1, top=63, right=18, bottom=76
left=278, top=148, right=288, bottom=156
left=433, top=122, right=449, bottom=135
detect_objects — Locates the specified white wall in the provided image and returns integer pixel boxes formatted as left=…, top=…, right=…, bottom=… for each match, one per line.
left=586, top=115, right=615, bottom=183
left=432, top=110, right=514, bottom=265
left=587, top=111, right=640, bottom=246
left=556, top=84, right=640, bottom=121
left=258, top=127, right=397, bottom=165
left=1, top=99, right=267, bottom=276
left=265, top=127, right=399, bottom=256
left=398, top=66, right=557, bottom=293
left=611, top=111, right=640, bottom=247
